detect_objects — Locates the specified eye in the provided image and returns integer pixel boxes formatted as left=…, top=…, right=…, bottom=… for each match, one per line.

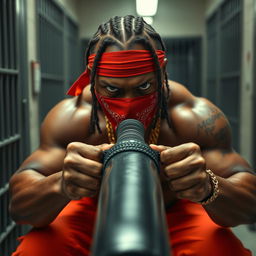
left=139, top=82, right=151, bottom=90
left=105, top=85, right=119, bottom=93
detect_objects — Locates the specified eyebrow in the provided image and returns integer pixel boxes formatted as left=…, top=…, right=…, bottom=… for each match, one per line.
left=98, top=80, right=120, bottom=88
left=98, top=75, right=156, bottom=88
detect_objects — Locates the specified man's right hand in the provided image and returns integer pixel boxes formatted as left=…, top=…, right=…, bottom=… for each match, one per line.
left=61, top=142, right=113, bottom=200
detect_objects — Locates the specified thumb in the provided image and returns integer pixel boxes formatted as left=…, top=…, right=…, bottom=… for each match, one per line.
left=149, top=144, right=169, bottom=152
left=96, top=143, right=114, bottom=151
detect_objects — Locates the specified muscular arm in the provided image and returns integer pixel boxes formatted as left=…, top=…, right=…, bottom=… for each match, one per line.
left=202, top=149, right=256, bottom=226
left=188, top=99, right=256, bottom=226
left=158, top=83, right=256, bottom=227
left=9, top=149, right=69, bottom=227
left=190, top=95, right=256, bottom=226
left=9, top=97, right=98, bottom=227
left=200, top=121, right=256, bottom=226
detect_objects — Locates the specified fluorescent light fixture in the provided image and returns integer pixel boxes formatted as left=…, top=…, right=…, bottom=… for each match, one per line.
left=143, top=16, right=154, bottom=25
left=136, top=0, right=158, bottom=16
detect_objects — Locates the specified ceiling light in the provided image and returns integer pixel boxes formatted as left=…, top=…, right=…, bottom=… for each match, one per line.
left=136, top=0, right=158, bottom=16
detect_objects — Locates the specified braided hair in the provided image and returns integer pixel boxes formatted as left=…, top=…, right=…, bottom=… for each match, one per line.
left=85, top=15, right=171, bottom=134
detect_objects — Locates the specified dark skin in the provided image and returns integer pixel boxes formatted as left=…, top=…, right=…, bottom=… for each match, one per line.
left=9, top=44, right=256, bottom=229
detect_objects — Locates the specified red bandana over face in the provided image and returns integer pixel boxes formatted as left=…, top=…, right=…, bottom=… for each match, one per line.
left=67, top=49, right=166, bottom=130
left=95, top=91, right=158, bottom=131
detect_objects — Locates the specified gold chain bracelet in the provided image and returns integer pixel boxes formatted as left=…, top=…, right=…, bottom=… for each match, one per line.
left=199, top=169, right=219, bottom=206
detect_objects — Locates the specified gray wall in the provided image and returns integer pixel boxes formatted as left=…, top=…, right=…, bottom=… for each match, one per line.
left=77, top=0, right=206, bottom=38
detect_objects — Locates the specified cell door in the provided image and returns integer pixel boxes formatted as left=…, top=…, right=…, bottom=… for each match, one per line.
left=206, top=0, right=242, bottom=152
left=163, top=37, right=202, bottom=97
left=0, top=0, right=30, bottom=254
left=253, top=0, right=256, bottom=169
left=37, top=0, right=80, bottom=123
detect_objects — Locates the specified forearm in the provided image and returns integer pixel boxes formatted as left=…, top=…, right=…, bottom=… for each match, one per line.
left=204, top=172, right=256, bottom=227
left=9, top=170, right=70, bottom=227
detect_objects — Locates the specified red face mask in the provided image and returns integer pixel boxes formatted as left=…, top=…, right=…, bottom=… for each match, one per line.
left=95, top=91, right=158, bottom=131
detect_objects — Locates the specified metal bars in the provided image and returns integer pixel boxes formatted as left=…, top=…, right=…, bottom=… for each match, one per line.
left=0, top=0, right=17, bottom=69
left=164, top=37, right=202, bottom=96
left=37, top=0, right=80, bottom=122
left=206, top=0, right=242, bottom=151
left=0, top=0, right=28, bottom=254
left=253, top=0, right=256, bottom=169
left=66, top=17, right=80, bottom=88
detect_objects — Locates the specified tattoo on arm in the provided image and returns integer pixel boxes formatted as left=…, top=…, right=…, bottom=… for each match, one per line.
left=214, top=125, right=230, bottom=147
left=197, top=106, right=231, bottom=147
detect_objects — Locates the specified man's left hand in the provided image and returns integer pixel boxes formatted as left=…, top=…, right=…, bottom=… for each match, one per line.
left=150, top=143, right=213, bottom=203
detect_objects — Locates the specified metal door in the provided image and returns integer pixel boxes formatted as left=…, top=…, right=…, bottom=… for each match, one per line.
left=37, top=0, right=80, bottom=123
left=163, top=37, right=202, bottom=96
left=206, top=0, right=242, bottom=151
left=253, top=0, right=256, bottom=169
left=0, top=0, right=30, bottom=254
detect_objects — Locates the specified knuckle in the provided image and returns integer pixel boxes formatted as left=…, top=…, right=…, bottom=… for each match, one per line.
left=161, top=148, right=171, bottom=160
left=198, top=171, right=207, bottom=182
left=94, top=165, right=103, bottom=176
left=189, top=157, right=205, bottom=168
left=188, top=143, right=200, bottom=153
left=164, top=170, right=171, bottom=180
left=63, top=156, right=75, bottom=166
left=197, top=156, right=206, bottom=166
left=67, top=142, right=79, bottom=152
left=196, top=175, right=204, bottom=185
left=63, top=171, right=72, bottom=182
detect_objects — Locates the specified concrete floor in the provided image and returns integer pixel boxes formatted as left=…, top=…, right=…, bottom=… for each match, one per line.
left=233, top=224, right=256, bottom=255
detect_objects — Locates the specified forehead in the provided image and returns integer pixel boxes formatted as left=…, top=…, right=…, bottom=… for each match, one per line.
left=104, top=43, right=150, bottom=52
left=93, top=37, right=158, bottom=54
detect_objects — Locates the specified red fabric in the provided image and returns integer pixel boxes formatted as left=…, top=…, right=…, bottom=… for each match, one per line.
left=67, top=50, right=165, bottom=96
left=12, top=199, right=252, bottom=256
left=95, top=91, right=158, bottom=131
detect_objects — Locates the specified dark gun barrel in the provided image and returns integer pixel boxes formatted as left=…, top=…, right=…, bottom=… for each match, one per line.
left=91, top=119, right=171, bottom=256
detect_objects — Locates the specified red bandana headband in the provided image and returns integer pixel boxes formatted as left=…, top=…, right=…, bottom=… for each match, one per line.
left=67, top=49, right=166, bottom=96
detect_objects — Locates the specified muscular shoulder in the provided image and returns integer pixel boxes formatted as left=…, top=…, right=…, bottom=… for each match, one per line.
left=168, top=81, right=232, bottom=150
left=40, top=90, right=92, bottom=148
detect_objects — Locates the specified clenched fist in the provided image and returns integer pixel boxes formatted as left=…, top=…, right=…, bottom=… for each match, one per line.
left=61, top=142, right=113, bottom=200
left=150, top=142, right=212, bottom=203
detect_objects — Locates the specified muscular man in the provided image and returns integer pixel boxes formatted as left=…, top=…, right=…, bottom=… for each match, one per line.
left=10, top=16, right=255, bottom=255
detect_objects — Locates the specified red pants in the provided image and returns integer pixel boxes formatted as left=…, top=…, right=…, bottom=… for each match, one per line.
left=12, top=198, right=252, bottom=256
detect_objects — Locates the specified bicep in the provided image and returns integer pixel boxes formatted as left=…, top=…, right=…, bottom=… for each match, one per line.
left=202, top=149, right=253, bottom=178
left=17, top=146, right=66, bottom=176
left=16, top=98, right=78, bottom=176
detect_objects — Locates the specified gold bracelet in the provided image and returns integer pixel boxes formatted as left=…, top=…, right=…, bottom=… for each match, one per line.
left=199, top=169, right=219, bottom=206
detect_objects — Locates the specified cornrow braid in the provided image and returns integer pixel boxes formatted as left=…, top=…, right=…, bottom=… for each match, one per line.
left=89, top=36, right=122, bottom=134
left=124, top=15, right=135, bottom=40
left=134, top=16, right=144, bottom=35
left=110, top=16, right=122, bottom=40
left=100, top=23, right=109, bottom=35
left=84, top=34, right=102, bottom=66
left=128, top=36, right=171, bottom=128
left=84, top=15, right=171, bottom=134
left=141, top=18, right=171, bottom=103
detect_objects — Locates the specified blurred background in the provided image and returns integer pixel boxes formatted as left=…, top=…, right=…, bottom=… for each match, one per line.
left=0, top=0, right=255, bottom=255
